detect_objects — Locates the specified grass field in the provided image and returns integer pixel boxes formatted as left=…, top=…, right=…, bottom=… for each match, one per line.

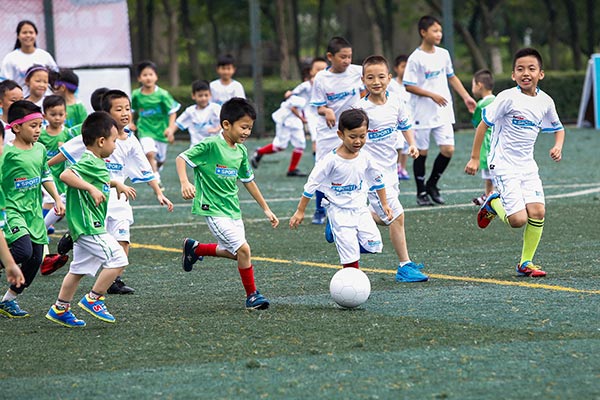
left=1, top=127, right=599, bottom=399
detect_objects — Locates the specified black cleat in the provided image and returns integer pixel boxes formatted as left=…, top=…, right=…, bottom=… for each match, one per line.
left=57, top=231, right=74, bottom=255
left=416, top=192, right=434, bottom=206
left=426, top=184, right=445, bottom=204
left=286, top=169, right=307, bottom=177
left=107, top=277, right=135, bottom=294
left=250, top=151, right=262, bottom=169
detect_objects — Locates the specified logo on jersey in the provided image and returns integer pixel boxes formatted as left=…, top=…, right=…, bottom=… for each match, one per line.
left=47, top=149, right=59, bottom=157
left=201, top=204, right=210, bottom=211
left=326, top=88, right=356, bottom=102
left=330, top=180, right=362, bottom=194
left=368, top=127, right=394, bottom=141
left=138, top=107, right=161, bottom=117
left=215, top=164, right=237, bottom=178
left=93, top=221, right=102, bottom=228
left=104, top=160, right=124, bottom=171
left=511, top=115, right=536, bottom=129
left=102, top=183, right=110, bottom=193
left=14, top=176, right=40, bottom=190
left=424, top=70, right=442, bottom=79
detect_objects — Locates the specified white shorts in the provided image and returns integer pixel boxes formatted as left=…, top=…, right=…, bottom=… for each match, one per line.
left=272, top=123, right=306, bottom=150
left=368, top=178, right=404, bottom=225
left=492, top=171, right=545, bottom=216
left=315, top=135, right=342, bottom=162
left=481, top=168, right=493, bottom=180
left=69, top=233, right=129, bottom=276
left=139, top=137, right=168, bottom=163
left=205, top=216, right=246, bottom=255
left=325, top=204, right=383, bottom=265
left=414, top=124, right=454, bottom=150
left=42, top=189, right=66, bottom=205
left=106, top=217, right=131, bottom=242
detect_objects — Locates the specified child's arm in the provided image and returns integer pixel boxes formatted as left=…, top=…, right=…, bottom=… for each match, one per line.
left=148, top=179, right=174, bottom=211
left=111, top=180, right=137, bottom=201
left=289, top=196, right=311, bottom=229
left=464, top=121, right=490, bottom=175
left=41, top=180, right=65, bottom=216
left=176, top=156, right=196, bottom=200
left=317, top=106, right=336, bottom=128
left=48, top=152, right=67, bottom=167
left=291, top=107, right=307, bottom=123
left=375, top=188, right=393, bottom=221
left=550, top=129, right=565, bottom=162
left=164, top=113, right=177, bottom=144
left=0, top=233, right=24, bottom=288
left=243, top=181, right=279, bottom=228
left=401, top=129, right=419, bottom=159
left=405, top=84, right=449, bottom=107
left=448, top=75, right=477, bottom=113
left=60, top=168, right=106, bottom=206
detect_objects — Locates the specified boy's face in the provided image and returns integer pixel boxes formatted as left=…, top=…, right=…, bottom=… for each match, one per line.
left=471, top=78, right=483, bottom=98
left=27, top=71, right=48, bottom=98
left=192, top=90, right=211, bottom=108
left=393, top=61, right=407, bottom=79
left=327, top=47, right=352, bottom=73
left=138, top=67, right=158, bottom=88
left=216, top=64, right=236, bottom=82
left=44, top=105, right=66, bottom=129
left=109, top=97, right=132, bottom=130
left=310, top=60, right=328, bottom=79
left=512, top=55, right=544, bottom=95
left=0, top=87, right=24, bottom=115
left=362, top=63, right=391, bottom=96
left=222, top=115, right=254, bottom=145
left=337, top=123, right=367, bottom=154
left=99, top=126, right=119, bottom=158
left=13, top=116, right=43, bottom=144
left=421, top=22, right=443, bottom=45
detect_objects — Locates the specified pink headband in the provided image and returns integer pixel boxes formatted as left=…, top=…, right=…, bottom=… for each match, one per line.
left=4, top=112, right=43, bottom=129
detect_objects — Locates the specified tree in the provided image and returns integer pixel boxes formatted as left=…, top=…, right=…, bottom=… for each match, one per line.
left=161, top=0, right=179, bottom=86
left=180, top=0, right=200, bottom=78
left=275, top=0, right=291, bottom=79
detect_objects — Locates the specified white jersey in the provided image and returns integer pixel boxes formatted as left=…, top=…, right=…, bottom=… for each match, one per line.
left=176, top=103, right=221, bottom=146
left=272, top=95, right=306, bottom=129
left=209, top=79, right=246, bottom=105
left=403, top=46, right=455, bottom=128
left=302, top=149, right=384, bottom=209
left=310, top=64, right=363, bottom=141
left=387, top=78, right=410, bottom=104
left=0, top=48, right=58, bottom=96
left=483, top=86, right=563, bottom=175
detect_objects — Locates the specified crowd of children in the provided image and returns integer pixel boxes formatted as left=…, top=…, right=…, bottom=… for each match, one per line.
left=0, top=15, right=566, bottom=327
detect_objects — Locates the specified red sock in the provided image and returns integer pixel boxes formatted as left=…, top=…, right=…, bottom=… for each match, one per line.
left=194, top=243, right=218, bottom=257
left=288, top=148, right=303, bottom=172
left=238, top=265, right=257, bottom=296
left=257, top=143, right=275, bottom=155
left=343, top=261, right=359, bottom=268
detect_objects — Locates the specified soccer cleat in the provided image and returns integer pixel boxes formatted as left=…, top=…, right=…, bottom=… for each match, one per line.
left=250, top=151, right=262, bottom=169
left=426, top=184, right=445, bottom=204
left=46, top=305, right=86, bottom=328
left=182, top=238, right=203, bottom=272
left=311, top=210, right=326, bottom=225
left=472, top=193, right=487, bottom=206
left=47, top=225, right=55, bottom=234
left=57, top=231, right=74, bottom=255
left=477, top=192, right=500, bottom=229
left=40, top=254, right=69, bottom=276
left=246, top=291, right=270, bottom=310
left=398, top=168, right=410, bottom=180
left=395, top=263, right=429, bottom=282
left=325, top=220, right=334, bottom=243
left=107, top=277, right=135, bottom=294
left=0, top=299, right=30, bottom=318
left=78, top=294, right=115, bottom=323
left=286, top=169, right=307, bottom=177
left=516, top=261, right=547, bottom=277
left=416, top=192, right=434, bottom=206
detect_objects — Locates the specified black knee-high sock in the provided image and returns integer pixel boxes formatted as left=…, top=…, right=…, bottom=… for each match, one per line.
left=413, top=155, right=427, bottom=194
left=427, top=153, right=451, bottom=187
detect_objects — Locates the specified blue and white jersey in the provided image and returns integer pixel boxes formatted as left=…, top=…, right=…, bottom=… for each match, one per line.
left=176, top=103, right=222, bottom=147
left=310, top=64, right=363, bottom=141
left=209, top=79, right=246, bottom=105
left=387, top=78, right=410, bottom=105
left=403, top=46, right=455, bottom=128
left=483, top=86, right=563, bottom=175
left=302, top=149, right=384, bottom=209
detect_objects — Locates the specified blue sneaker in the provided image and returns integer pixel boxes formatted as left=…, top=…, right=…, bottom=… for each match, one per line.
left=182, top=238, right=203, bottom=272
left=312, top=210, right=326, bottom=225
left=246, top=291, right=270, bottom=310
left=325, top=220, right=334, bottom=243
left=78, top=294, right=115, bottom=323
left=0, top=299, right=30, bottom=318
left=477, top=192, right=500, bottom=228
left=396, top=263, right=429, bottom=282
left=46, top=305, right=86, bottom=328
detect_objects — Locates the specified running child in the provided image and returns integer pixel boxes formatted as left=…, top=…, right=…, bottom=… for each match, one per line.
left=209, top=54, right=246, bottom=105
left=175, top=79, right=221, bottom=147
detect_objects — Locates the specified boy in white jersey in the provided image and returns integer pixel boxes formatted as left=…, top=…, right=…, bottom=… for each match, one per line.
left=290, top=109, right=391, bottom=269
left=209, top=54, right=246, bottom=105
left=176, top=80, right=221, bottom=147
left=404, top=15, right=476, bottom=206
left=0, top=80, right=24, bottom=146
left=356, top=55, right=428, bottom=282
left=179, top=98, right=278, bottom=310
left=309, top=37, right=364, bottom=224
left=465, top=48, right=565, bottom=278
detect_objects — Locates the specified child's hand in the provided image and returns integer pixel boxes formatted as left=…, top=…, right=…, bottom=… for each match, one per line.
left=4, top=262, right=24, bottom=288
left=407, top=145, right=419, bottom=159
left=181, top=181, right=196, bottom=200
left=264, top=209, right=279, bottom=228
left=324, top=108, right=336, bottom=128
left=53, top=200, right=66, bottom=217
left=289, top=210, right=304, bottom=229
left=550, top=146, right=562, bottom=162
left=157, top=193, right=174, bottom=212
left=88, top=187, right=106, bottom=206
left=129, top=120, right=137, bottom=131
left=464, top=158, right=479, bottom=175
left=464, top=96, right=477, bottom=113
left=164, top=127, right=175, bottom=144
left=431, top=94, right=448, bottom=107
left=383, top=205, right=393, bottom=221
left=115, top=182, right=137, bottom=201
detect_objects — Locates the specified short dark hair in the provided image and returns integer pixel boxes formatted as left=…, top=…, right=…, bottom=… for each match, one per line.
left=473, top=69, right=494, bottom=90
left=7, top=100, right=42, bottom=128
left=136, top=60, right=158, bottom=77
left=327, top=36, right=352, bottom=55
left=362, top=55, right=390, bottom=72
left=81, top=111, right=118, bottom=146
left=220, top=97, right=256, bottom=124
left=312, top=56, right=327, bottom=66
left=90, top=87, right=110, bottom=111
left=14, top=20, right=38, bottom=50
left=191, top=80, right=210, bottom=93
left=100, top=89, right=130, bottom=112
left=53, top=68, right=79, bottom=93
left=418, top=15, right=441, bottom=37
left=513, top=47, right=543, bottom=70
left=394, top=54, right=408, bottom=67
left=338, top=108, right=369, bottom=132
left=216, top=54, right=236, bottom=67
left=0, top=80, right=22, bottom=99
left=43, top=95, right=66, bottom=113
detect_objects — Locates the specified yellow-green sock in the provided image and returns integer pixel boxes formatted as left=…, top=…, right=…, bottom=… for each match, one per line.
left=490, top=197, right=508, bottom=224
left=520, top=218, right=544, bottom=264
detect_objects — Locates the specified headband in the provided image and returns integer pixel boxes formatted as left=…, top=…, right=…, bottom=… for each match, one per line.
left=4, top=112, right=43, bottom=129
left=25, top=65, right=48, bottom=79
left=54, top=80, right=78, bottom=92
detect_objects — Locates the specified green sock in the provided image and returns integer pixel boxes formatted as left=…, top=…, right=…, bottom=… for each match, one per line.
left=490, top=197, right=508, bottom=224
left=520, top=218, right=544, bottom=264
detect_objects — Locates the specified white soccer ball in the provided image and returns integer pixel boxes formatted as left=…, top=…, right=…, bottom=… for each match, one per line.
left=329, top=268, right=371, bottom=308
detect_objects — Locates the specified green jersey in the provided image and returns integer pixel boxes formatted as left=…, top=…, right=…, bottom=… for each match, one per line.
left=66, top=102, right=88, bottom=128
left=472, top=95, right=496, bottom=170
left=69, top=123, right=82, bottom=137
left=1, top=143, right=52, bottom=244
left=38, top=126, right=72, bottom=193
left=0, top=163, right=5, bottom=229
left=179, top=134, right=254, bottom=219
left=66, top=151, right=111, bottom=242
left=131, top=86, right=180, bottom=143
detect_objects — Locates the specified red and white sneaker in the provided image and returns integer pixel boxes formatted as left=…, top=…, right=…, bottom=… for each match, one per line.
left=477, top=192, right=500, bottom=229
left=516, top=261, right=547, bottom=277
left=40, top=254, right=69, bottom=276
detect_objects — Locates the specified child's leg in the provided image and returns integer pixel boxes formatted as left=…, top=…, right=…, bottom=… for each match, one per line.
left=57, top=272, right=85, bottom=303
left=388, top=215, right=410, bottom=263
left=92, top=267, right=124, bottom=294
left=520, top=203, right=545, bottom=264
left=4, top=236, right=44, bottom=296
left=484, top=179, right=494, bottom=196
left=287, top=127, right=306, bottom=174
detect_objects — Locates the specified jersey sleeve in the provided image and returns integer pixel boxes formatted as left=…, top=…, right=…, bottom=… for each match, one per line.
left=130, top=90, right=139, bottom=113
left=287, top=95, right=307, bottom=110
left=126, top=136, right=156, bottom=183
left=302, top=157, right=330, bottom=197
left=238, top=146, right=254, bottom=183
left=59, top=135, right=86, bottom=164
left=162, top=90, right=181, bottom=115
left=210, top=104, right=222, bottom=128
left=41, top=148, right=53, bottom=183
left=396, top=97, right=413, bottom=131
left=481, top=91, right=510, bottom=127
left=365, top=157, right=385, bottom=191
left=444, top=49, right=455, bottom=78
left=310, top=73, right=327, bottom=107
left=179, top=140, right=207, bottom=167
left=472, top=103, right=484, bottom=128
left=176, top=107, right=192, bottom=131
left=402, top=55, right=420, bottom=86
left=234, top=81, right=246, bottom=99
left=541, top=97, right=563, bottom=132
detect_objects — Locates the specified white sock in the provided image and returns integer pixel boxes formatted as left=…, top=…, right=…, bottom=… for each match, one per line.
left=2, top=290, right=17, bottom=302
left=399, top=260, right=412, bottom=268
left=44, top=207, right=62, bottom=228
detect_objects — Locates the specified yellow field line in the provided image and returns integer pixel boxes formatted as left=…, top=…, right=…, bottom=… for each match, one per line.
left=131, top=243, right=600, bottom=295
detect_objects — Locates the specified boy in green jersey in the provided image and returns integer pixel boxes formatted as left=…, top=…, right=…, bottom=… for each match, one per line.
left=177, top=98, right=279, bottom=310
left=0, top=100, right=65, bottom=318
left=46, top=112, right=136, bottom=328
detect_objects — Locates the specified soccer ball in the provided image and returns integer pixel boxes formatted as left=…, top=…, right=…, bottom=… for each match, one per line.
left=329, top=268, right=371, bottom=308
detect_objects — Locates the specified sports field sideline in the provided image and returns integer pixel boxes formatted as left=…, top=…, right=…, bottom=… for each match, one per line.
left=1, top=128, right=598, bottom=399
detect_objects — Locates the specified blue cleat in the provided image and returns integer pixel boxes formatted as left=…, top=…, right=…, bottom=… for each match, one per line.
left=182, top=238, right=203, bottom=272
left=246, top=291, right=270, bottom=310
left=325, top=220, right=334, bottom=243
left=477, top=192, right=500, bottom=229
left=78, top=294, right=115, bottom=323
left=0, top=299, right=29, bottom=318
left=312, top=210, right=326, bottom=225
left=396, top=263, right=429, bottom=282
left=46, top=305, right=86, bottom=328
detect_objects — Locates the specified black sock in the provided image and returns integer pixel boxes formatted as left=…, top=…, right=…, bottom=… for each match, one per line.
left=413, top=155, right=427, bottom=194
left=427, top=154, right=451, bottom=188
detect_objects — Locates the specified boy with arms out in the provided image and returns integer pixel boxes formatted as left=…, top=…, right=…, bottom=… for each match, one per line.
left=465, top=48, right=564, bottom=277
left=404, top=15, right=476, bottom=206
left=46, top=111, right=136, bottom=327
left=179, top=98, right=278, bottom=310
left=209, top=54, right=246, bottom=105
left=176, top=79, right=221, bottom=147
